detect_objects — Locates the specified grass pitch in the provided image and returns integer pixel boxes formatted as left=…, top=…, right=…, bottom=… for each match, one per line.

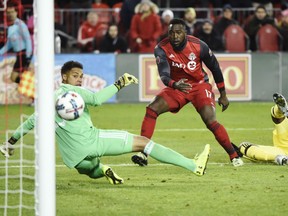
left=1, top=102, right=288, bottom=216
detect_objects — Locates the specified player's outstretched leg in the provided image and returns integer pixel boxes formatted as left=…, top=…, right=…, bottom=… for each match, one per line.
left=273, top=93, right=288, bottom=116
left=131, top=152, right=148, bottom=166
left=102, top=165, right=124, bottom=185
left=144, top=141, right=211, bottom=176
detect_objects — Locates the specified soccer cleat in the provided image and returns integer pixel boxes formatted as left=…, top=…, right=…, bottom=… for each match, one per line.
left=273, top=93, right=288, bottom=117
left=231, top=157, right=244, bottom=167
left=275, top=155, right=288, bottom=165
left=131, top=152, right=148, bottom=166
left=102, top=165, right=124, bottom=185
left=194, top=144, right=210, bottom=176
left=0, top=142, right=14, bottom=158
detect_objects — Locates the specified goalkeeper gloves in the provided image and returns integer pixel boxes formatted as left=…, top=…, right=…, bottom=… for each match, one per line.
left=114, top=73, right=138, bottom=91
left=0, top=137, right=17, bottom=158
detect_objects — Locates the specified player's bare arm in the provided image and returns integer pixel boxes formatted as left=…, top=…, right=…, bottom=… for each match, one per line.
left=200, top=40, right=229, bottom=111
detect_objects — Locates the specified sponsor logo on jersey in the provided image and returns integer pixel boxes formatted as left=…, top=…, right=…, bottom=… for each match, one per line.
left=171, top=60, right=196, bottom=71
left=171, top=61, right=186, bottom=69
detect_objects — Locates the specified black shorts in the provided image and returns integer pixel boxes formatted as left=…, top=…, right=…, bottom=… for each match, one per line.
left=13, top=50, right=31, bottom=73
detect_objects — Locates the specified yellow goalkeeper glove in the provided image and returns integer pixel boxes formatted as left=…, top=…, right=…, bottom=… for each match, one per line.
left=114, top=73, right=138, bottom=91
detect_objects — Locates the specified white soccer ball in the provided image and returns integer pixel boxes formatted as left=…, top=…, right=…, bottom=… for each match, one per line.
left=55, top=91, right=85, bottom=120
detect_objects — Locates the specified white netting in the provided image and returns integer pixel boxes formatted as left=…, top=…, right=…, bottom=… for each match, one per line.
left=0, top=114, right=36, bottom=215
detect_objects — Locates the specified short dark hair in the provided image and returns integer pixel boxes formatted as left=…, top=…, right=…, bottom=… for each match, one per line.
left=61, top=61, right=83, bottom=75
left=169, top=18, right=186, bottom=27
left=255, top=5, right=267, bottom=12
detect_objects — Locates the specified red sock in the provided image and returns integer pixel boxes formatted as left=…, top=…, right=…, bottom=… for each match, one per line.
left=141, top=107, right=158, bottom=139
left=207, top=121, right=238, bottom=160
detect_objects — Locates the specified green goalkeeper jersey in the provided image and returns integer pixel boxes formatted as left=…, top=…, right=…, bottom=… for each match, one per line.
left=12, top=83, right=118, bottom=168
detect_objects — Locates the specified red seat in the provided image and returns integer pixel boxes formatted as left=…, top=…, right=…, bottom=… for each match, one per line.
left=256, top=24, right=282, bottom=52
left=223, top=24, right=249, bottom=52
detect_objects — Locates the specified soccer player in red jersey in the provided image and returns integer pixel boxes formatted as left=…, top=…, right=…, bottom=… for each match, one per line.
left=132, top=18, right=244, bottom=167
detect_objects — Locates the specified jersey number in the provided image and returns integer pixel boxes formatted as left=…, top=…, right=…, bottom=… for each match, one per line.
left=205, top=89, right=212, bottom=98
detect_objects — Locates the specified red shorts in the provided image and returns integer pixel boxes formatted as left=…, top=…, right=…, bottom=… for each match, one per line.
left=158, top=82, right=215, bottom=113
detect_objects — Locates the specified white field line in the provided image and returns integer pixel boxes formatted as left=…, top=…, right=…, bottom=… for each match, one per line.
left=1, top=127, right=274, bottom=134
left=126, top=128, right=273, bottom=132
left=0, top=162, right=262, bottom=169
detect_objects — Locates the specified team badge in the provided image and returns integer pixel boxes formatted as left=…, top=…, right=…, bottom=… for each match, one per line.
left=188, top=52, right=196, bottom=61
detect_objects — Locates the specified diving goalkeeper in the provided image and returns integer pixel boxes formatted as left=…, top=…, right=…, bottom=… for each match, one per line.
left=237, top=93, right=288, bottom=165
left=0, top=60, right=210, bottom=185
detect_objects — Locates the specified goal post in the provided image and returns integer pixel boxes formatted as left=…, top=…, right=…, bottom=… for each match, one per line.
left=34, top=0, right=55, bottom=215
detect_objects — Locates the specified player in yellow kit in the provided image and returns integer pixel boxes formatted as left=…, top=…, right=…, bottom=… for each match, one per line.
left=238, top=93, right=288, bottom=165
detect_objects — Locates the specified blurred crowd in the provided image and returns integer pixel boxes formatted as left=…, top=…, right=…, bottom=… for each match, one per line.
left=1, top=0, right=288, bottom=54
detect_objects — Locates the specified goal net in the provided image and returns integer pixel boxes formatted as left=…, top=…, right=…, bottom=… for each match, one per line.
left=0, top=0, right=55, bottom=215
left=0, top=115, right=35, bottom=215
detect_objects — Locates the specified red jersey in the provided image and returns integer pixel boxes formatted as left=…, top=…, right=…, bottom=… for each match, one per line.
left=155, top=35, right=225, bottom=91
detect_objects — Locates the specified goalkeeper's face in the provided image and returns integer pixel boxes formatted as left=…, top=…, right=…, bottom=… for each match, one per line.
left=62, top=67, right=83, bottom=86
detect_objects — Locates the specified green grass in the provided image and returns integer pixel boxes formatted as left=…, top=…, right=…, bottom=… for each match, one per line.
left=1, top=102, right=288, bottom=216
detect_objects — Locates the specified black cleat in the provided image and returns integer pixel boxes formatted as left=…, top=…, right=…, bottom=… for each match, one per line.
left=131, top=152, right=148, bottom=166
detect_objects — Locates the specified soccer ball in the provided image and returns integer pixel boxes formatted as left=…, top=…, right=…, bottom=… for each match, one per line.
left=55, top=91, right=85, bottom=120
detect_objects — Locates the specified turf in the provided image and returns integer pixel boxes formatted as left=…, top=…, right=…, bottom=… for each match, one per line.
left=1, top=102, right=288, bottom=216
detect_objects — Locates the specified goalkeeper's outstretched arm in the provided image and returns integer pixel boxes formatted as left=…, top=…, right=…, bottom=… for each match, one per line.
left=78, top=73, right=138, bottom=106
left=0, top=113, right=35, bottom=158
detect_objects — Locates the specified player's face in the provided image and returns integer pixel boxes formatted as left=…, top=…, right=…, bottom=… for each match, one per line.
left=168, top=24, right=186, bottom=48
left=62, top=67, right=83, bottom=86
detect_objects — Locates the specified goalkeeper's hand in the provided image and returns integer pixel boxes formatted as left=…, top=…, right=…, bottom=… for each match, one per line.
left=0, top=142, right=15, bottom=158
left=114, top=73, right=138, bottom=91
left=0, top=137, right=17, bottom=158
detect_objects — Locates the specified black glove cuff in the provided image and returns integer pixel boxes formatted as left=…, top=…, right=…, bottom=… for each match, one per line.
left=114, top=83, right=121, bottom=91
left=8, top=137, right=18, bottom=145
